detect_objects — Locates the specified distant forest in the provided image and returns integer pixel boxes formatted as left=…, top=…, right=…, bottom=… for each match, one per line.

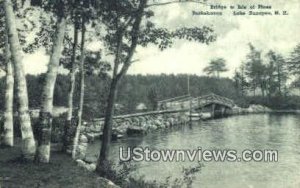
left=1, top=73, right=299, bottom=120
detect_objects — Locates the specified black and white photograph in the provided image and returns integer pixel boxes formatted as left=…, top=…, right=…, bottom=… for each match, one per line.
left=0, top=0, right=300, bottom=187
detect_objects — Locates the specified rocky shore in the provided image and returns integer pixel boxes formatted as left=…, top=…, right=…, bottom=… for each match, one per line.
left=72, top=104, right=273, bottom=174
left=231, top=104, right=272, bottom=115
left=81, top=110, right=189, bottom=143
left=71, top=110, right=190, bottom=165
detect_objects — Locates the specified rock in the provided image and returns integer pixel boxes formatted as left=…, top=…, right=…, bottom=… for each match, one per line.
left=116, top=134, right=124, bottom=139
left=76, top=159, right=96, bottom=172
left=127, top=126, right=147, bottom=135
left=201, top=112, right=212, bottom=120
left=86, top=163, right=96, bottom=172
left=154, top=119, right=162, bottom=127
left=79, top=135, right=88, bottom=143
left=149, top=124, right=157, bottom=131
left=76, top=159, right=86, bottom=168
left=140, top=121, right=148, bottom=129
left=132, top=117, right=139, bottom=123
left=111, top=133, right=120, bottom=141
left=84, top=155, right=98, bottom=163
left=76, top=143, right=87, bottom=159
left=86, top=133, right=95, bottom=143
left=168, top=117, right=174, bottom=126
left=96, top=177, right=120, bottom=188
left=138, top=116, right=146, bottom=123
left=160, top=123, right=166, bottom=129
left=165, top=121, right=171, bottom=128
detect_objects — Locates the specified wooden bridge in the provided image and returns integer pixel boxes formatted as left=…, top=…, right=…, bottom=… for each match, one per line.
left=157, top=93, right=235, bottom=118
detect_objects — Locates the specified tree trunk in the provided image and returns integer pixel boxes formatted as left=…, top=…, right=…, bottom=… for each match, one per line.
left=96, top=0, right=147, bottom=175
left=4, top=0, right=36, bottom=160
left=277, top=66, right=282, bottom=95
left=96, top=78, right=118, bottom=174
left=62, top=24, right=79, bottom=152
left=35, top=16, right=66, bottom=163
left=261, top=84, right=265, bottom=98
left=2, top=30, right=14, bottom=147
left=72, top=21, right=86, bottom=159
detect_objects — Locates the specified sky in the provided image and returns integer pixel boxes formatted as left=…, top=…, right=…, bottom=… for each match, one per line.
left=19, top=0, right=300, bottom=78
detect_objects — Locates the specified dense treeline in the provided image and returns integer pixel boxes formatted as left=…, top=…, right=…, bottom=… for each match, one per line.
left=118, top=74, right=239, bottom=112
left=0, top=74, right=239, bottom=119
left=1, top=73, right=299, bottom=121
left=232, top=43, right=300, bottom=109
left=0, top=73, right=240, bottom=115
left=0, top=74, right=300, bottom=120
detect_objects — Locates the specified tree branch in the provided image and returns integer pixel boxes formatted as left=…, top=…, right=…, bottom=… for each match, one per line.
left=126, top=0, right=138, bottom=9
left=122, top=16, right=134, bottom=31
left=146, top=0, right=207, bottom=8
left=115, top=0, right=147, bottom=81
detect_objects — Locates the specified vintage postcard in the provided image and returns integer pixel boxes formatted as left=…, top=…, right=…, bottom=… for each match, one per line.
left=0, top=0, right=300, bottom=187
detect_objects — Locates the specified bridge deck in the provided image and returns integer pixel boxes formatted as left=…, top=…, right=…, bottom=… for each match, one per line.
left=157, top=93, right=235, bottom=110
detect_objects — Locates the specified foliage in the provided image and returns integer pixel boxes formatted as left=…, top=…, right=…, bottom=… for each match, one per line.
left=244, top=44, right=266, bottom=96
left=0, top=73, right=258, bottom=115
left=232, top=43, right=300, bottom=109
left=265, top=50, right=288, bottom=96
left=1, top=72, right=300, bottom=120
left=289, top=43, right=300, bottom=76
left=147, top=87, right=158, bottom=110
left=233, top=63, right=249, bottom=96
left=203, top=58, right=228, bottom=78
left=96, top=160, right=136, bottom=186
left=234, top=44, right=290, bottom=98
left=116, top=74, right=239, bottom=114
left=100, top=160, right=203, bottom=188
left=291, top=77, right=300, bottom=91
left=0, top=4, right=5, bottom=70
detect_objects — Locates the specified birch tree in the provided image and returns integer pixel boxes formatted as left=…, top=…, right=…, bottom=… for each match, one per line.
left=72, top=15, right=86, bottom=159
left=4, top=0, right=36, bottom=160
left=0, top=5, right=14, bottom=147
left=2, top=30, right=14, bottom=147
left=35, top=0, right=68, bottom=163
left=62, top=0, right=98, bottom=154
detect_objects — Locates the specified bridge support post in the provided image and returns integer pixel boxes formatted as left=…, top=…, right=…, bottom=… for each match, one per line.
left=211, top=104, right=216, bottom=118
left=220, top=106, right=226, bottom=117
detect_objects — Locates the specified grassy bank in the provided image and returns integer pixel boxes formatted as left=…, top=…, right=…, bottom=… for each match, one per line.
left=0, top=142, right=117, bottom=188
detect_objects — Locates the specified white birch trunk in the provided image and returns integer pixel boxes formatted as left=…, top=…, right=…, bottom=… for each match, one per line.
left=62, top=25, right=78, bottom=152
left=4, top=0, right=36, bottom=160
left=35, top=16, right=66, bottom=163
left=72, top=23, right=86, bottom=159
left=2, top=31, right=14, bottom=147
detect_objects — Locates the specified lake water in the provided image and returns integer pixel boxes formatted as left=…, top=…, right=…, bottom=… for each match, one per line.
left=87, top=113, right=300, bottom=188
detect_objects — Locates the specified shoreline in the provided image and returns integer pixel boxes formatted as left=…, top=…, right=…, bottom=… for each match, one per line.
left=271, top=109, right=300, bottom=113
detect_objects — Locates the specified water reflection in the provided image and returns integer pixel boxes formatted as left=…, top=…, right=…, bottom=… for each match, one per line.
left=87, top=113, right=300, bottom=188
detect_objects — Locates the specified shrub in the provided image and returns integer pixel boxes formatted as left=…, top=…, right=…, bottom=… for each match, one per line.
left=99, top=160, right=203, bottom=188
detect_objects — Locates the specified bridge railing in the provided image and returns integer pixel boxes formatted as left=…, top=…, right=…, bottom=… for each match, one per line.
left=193, top=93, right=234, bottom=107
left=158, top=96, right=192, bottom=110
left=157, top=93, right=235, bottom=110
left=157, top=94, right=191, bottom=104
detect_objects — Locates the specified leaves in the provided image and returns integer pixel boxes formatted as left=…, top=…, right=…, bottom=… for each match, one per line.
left=288, top=44, right=300, bottom=76
left=203, top=58, right=228, bottom=77
left=139, top=25, right=216, bottom=50
left=173, top=26, right=216, bottom=44
left=84, top=50, right=111, bottom=76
